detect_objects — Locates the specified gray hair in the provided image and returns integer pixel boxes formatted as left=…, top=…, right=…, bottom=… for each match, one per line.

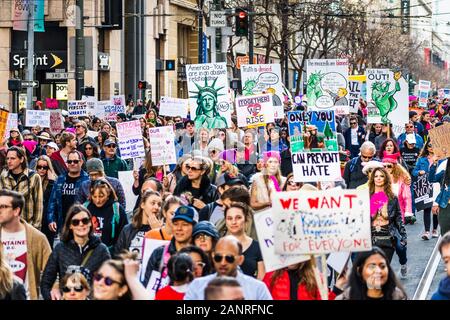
left=360, top=141, right=376, bottom=154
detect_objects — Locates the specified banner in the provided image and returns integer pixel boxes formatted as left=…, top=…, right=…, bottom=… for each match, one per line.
left=235, top=94, right=275, bottom=128
left=366, top=69, right=409, bottom=136
left=428, top=123, right=450, bottom=159
left=348, top=81, right=362, bottom=113
left=117, top=171, right=138, bottom=214
left=45, top=98, right=59, bottom=109
left=0, top=109, right=9, bottom=141
left=67, top=100, right=88, bottom=117
left=13, top=0, right=29, bottom=31
left=240, top=64, right=285, bottom=118
left=254, top=209, right=309, bottom=272
left=148, top=126, right=177, bottom=166
left=273, top=189, right=372, bottom=255
left=49, top=110, right=64, bottom=135
left=25, top=110, right=50, bottom=128
left=159, top=96, right=189, bottom=118
left=34, top=0, right=45, bottom=32
left=287, top=111, right=340, bottom=182
left=306, top=59, right=350, bottom=115
left=116, top=120, right=145, bottom=160
left=186, top=62, right=232, bottom=129
left=418, top=80, right=431, bottom=108
left=413, top=174, right=434, bottom=211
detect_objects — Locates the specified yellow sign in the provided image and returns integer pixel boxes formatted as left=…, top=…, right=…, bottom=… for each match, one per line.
left=0, top=109, right=9, bottom=142
left=50, top=53, right=63, bottom=68
left=349, top=75, right=366, bottom=82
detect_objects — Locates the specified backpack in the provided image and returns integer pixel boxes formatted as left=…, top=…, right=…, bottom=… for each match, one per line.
left=83, top=201, right=120, bottom=239
left=349, top=157, right=359, bottom=173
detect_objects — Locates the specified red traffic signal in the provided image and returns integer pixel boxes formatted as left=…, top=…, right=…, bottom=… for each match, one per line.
left=239, top=11, right=246, bottom=19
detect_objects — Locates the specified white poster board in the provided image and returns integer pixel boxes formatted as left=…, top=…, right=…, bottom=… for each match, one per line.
left=116, top=120, right=146, bottom=159
left=25, top=110, right=50, bottom=128
left=67, top=100, right=88, bottom=117
left=148, top=126, right=177, bottom=166
left=159, top=96, right=189, bottom=118
left=117, top=171, right=138, bottom=214
left=235, top=94, right=275, bottom=128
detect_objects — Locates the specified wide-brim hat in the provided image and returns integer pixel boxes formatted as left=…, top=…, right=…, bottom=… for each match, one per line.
left=37, top=132, right=52, bottom=140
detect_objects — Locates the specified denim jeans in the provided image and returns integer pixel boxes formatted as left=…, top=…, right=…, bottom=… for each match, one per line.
left=395, top=237, right=408, bottom=266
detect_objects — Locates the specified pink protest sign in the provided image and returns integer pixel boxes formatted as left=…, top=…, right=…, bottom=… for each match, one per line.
left=45, top=98, right=59, bottom=109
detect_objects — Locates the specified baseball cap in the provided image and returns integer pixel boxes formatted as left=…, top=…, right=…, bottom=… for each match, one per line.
left=216, top=172, right=245, bottom=188
left=46, top=142, right=59, bottom=151
left=405, top=134, right=416, bottom=144
left=86, top=158, right=105, bottom=173
left=103, top=139, right=116, bottom=146
left=172, top=206, right=197, bottom=225
left=192, top=221, right=220, bottom=240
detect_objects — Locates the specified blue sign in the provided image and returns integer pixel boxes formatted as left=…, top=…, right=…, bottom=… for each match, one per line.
left=202, top=33, right=208, bottom=63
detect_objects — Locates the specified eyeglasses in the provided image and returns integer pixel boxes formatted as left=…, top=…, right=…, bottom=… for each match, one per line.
left=71, top=217, right=90, bottom=226
left=106, top=144, right=117, bottom=149
left=37, top=165, right=49, bottom=170
left=67, top=160, right=80, bottom=165
left=93, top=273, right=122, bottom=286
left=186, top=165, right=201, bottom=171
left=213, top=254, right=236, bottom=264
left=0, top=204, right=13, bottom=210
left=195, top=234, right=212, bottom=241
left=383, top=164, right=393, bottom=169
left=85, top=147, right=93, bottom=150
left=62, top=286, right=84, bottom=293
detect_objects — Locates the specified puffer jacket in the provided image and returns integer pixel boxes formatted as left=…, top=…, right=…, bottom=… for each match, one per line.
left=40, top=235, right=110, bottom=300
left=113, top=223, right=150, bottom=258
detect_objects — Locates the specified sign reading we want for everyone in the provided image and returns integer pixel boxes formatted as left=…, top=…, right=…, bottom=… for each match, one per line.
left=273, top=189, right=372, bottom=255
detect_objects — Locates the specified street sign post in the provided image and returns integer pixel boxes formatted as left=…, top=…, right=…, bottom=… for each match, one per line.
left=21, top=80, right=39, bottom=88
left=210, top=11, right=226, bottom=27
left=46, top=72, right=75, bottom=80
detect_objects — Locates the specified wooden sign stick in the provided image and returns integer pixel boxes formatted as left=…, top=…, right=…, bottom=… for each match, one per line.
left=310, top=255, right=328, bottom=300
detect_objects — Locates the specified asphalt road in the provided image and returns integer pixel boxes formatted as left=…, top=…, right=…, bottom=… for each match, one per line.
left=390, top=210, right=441, bottom=299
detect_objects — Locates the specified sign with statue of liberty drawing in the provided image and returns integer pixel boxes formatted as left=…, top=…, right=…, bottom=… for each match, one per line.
left=240, top=64, right=285, bottom=119
left=186, top=62, right=232, bottom=129
left=306, top=59, right=350, bottom=115
left=366, top=69, right=409, bottom=136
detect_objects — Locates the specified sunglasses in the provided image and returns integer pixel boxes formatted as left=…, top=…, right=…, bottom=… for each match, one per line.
left=213, top=254, right=236, bottom=264
left=85, top=147, right=93, bottom=150
left=93, top=273, right=122, bottom=286
left=383, top=164, right=393, bottom=169
left=186, top=165, right=201, bottom=171
left=106, top=145, right=117, bottom=149
left=67, top=160, right=80, bottom=165
left=71, top=217, right=90, bottom=226
left=75, top=125, right=83, bottom=128
left=361, top=155, right=374, bottom=160
left=405, top=125, right=414, bottom=128
left=350, top=122, right=357, bottom=125
left=288, top=180, right=300, bottom=186
left=37, top=165, right=49, bottom=170
left=62, top=286, right=84, bottom=293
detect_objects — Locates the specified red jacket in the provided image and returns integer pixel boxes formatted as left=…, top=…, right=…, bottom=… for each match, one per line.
left=263, top=270, right=336, bottom=300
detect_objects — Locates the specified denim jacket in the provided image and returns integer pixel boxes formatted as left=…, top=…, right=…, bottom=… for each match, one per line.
left=412, top=156, right=432, bottom=177
left=47, top=170, right=90, bottom=230
left=429, top=159, right=450, bottom=208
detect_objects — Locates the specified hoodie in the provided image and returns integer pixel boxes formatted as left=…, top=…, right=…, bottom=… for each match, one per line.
left=431, top=277, right=450, bottom=300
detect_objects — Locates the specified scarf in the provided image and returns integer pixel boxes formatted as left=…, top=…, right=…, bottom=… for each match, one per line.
left=370, top=192, right=388, bottom=218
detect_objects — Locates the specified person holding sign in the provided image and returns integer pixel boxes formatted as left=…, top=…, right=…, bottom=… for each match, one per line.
left=368, top=167, right=407, bottom=263
left=250, top=151, right=285, bottom=211
left=413, top=140, right=440, bottom=239
left=335, top=247, right=407, bottom=300
left=428, top=155, right=450, bottom=236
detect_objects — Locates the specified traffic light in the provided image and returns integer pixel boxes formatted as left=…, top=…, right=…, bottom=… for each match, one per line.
left=165, top=60, right=175, bottom=71
left=235, top=9, right=248, bottom=37
left=8, top=79, right=22, bottom=91
left=138, top=80, right=148, bottom=90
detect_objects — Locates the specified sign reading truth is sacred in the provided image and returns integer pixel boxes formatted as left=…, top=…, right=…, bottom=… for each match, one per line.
left=273, top=189, right=372, bottom=255
left=235, top=94, right=275, bottom=127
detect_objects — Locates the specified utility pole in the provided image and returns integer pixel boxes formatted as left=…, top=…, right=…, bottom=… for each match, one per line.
left=26, top=0, right=35, bottom=109
left=248, top=0, right=254, bottom=64
left=198, top=0, right=204, bottom=63
left=282, top=0, right=289, bottom=87
left=75, top=0, right=85, bottom=99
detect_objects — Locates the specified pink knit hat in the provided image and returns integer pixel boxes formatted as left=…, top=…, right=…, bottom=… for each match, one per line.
left=382, top=151, right=400, bottom=164
left=218, top=149, right=237, bottom=164
left=22, top=140, right=37, bottom=154
left=263, top=151, right=281, bottom=163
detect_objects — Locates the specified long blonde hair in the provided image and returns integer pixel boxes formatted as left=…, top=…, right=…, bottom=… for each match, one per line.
left=0, top=243, right=14, bottom=299
left=390, top=163, right=411, bottom=184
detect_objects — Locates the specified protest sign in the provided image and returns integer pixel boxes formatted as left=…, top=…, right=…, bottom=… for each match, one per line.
left=116, top=120, right=145, bottom=159
left=418, top=80, right=431, bottom=108
left=235, top=94, right=275, bottom=128
left=366, top=69, right=409, bottom=137
left=287, top=111, right=340, bottom=182
left=25, top=110, right=50, bottom=128
left=159, top=96, right=189, bottom=118
left=186, top=62, right=232, bottom=129
left=3, top=113, right=18, bottom=140
left=105, top=95, right=126, bottom=121
left=82, top=96, right=97, bottom=116
left=240, top=64, right=285, bottom=118
left=254, top=209, right=309, bottom=272
left=141, top=238, right=170, bottom=283
left=413, top=174, right=434, bottom=211
left=327, top=252, right=351, bottom=275
left=428, top=123, right=450, bottom=159
left=94, top=100, right=109, bottom=120
left=45, top=98, right=59, bottom=109
left=148, top=126, right=177, bottom=166
left=49, top=110, right=64, bottom=135
left=67, top=100, right=88, bottom=117
left=348, top=81, right=361, bottom=113
left=306, top=59, right=350, bottom=115
left=0, top=109, right=8, bottom=141
left=273, top=189, right=372, bottom=255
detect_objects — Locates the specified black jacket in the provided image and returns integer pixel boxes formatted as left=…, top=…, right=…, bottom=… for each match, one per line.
left=0, top=280, right=26, bottom=300
left=280, top=149, right=293, bottom=177
left=142, top=238, right=178, bottom=287
left=40, top=235, right=110, bottom=300
left=113, top=223, right=150, bottom=258
left=342, top=156, right=368, bottom=189
left=385, top=197, right=407, bottom=242
left=173, top=175, right=218, bottom=210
